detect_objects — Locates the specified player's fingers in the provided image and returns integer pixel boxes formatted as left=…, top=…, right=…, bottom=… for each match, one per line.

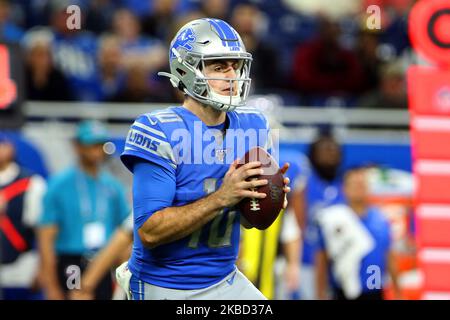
left=283, top=186, right=291, bottom=193
left=240, top=190, right=267, bottom=199
left=236, top=161, right=262, bottom=173
left=226, top=158, right=240, bottom=176
left=241, top=168, right=264, bottom=180
left=284, top=177, right=290, bottom=186
left=283, top=195, right=288, bottom=209
left=280, top=162, right=290, bottom=175
left=239, top=178, right=268, bottom=190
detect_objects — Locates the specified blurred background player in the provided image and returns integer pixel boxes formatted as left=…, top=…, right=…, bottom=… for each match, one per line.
left=23, top=28, right=73, bottom=101
left=291, top=132, right=345, bottom=299
left=0, top=132, right=46, bottom=300
left=37, top=120, right=130, bottom=300
left=315, top=166, right=401, bottom=300
left=229, top=2, right=281, bottom=93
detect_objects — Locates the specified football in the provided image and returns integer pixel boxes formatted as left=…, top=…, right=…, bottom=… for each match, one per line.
left=236, top=147, right=285, bottom=230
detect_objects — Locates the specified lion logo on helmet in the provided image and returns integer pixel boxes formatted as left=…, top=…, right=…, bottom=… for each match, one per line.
left=170, top=28, right=196, bottom=59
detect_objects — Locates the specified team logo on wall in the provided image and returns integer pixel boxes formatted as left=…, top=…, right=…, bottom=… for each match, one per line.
left=409, top=0, right=450, bottom=67
left=434, top=87, right=450, bottom=111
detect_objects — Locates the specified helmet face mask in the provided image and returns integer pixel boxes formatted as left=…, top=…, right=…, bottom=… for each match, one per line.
left=159, top=19, right=253, bottom=112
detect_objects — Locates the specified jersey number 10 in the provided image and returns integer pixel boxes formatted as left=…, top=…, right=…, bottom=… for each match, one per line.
left=188, top=178, right=236, bottom=249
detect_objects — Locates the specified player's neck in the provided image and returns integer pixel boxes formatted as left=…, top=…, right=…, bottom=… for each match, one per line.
left=184, top=98, right=226, bottom=126
left=349, top=201, right=368, bottom=217
left=79, top=162, right=99, bottom=178
left=0, top=161, right=11, bottom=172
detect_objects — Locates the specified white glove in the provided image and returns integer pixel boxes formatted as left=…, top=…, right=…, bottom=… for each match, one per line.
left=116, top=261, right=133, bottom=300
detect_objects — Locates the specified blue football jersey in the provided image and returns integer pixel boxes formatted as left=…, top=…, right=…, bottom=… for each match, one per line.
left=121, top=106, right=272, bottom=289
left=51, top=31, right=98, bottom=101
left=317, top=206, right=392, bottom=293
left=302, top=170, right=345, bottom=265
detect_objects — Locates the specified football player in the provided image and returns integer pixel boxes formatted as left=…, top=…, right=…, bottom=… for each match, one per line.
left=119, top=18, right=290, bottom=300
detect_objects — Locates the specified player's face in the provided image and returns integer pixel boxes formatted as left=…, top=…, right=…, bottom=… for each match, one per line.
left=314, top=140, right=341, bottom=168
left=0, top=142, right=14, bottom=168
left=344, top=170, right=369, bottom=204
left=76, top=143, right=106, bottom=167
left=203, top=59, right=240, bottom=96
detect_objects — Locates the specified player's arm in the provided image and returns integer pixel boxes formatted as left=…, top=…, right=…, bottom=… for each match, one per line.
left=37, top=225, right=64, bottom=300
left=70, top=228, right=133, bottom=300
left=315, top=249, right=329, bottom=300
left=315, top=224, right=329, bottom=300
left=37, top=179, right=66, bottom=300
left=291, top=181, right=307, bottom=233
left=138, top=159, right=268, bottom=249
left=283, top=237, right=301, bottom=293
left=387, top=249, right=402, bottom=299
left=281, top=209, right=301, bottom=294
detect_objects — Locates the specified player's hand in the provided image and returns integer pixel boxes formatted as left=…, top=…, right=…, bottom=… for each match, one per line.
left=285, top=262, right=300, bottom=292
left=215, top=159, right=268, bottom=208
left=0, top=193, right=6, bottom=212
left=280, top=162, right=290, bottom=209
left=46, top=285, right=65, bottom=300
left=69, top=289, right=94, bottom=300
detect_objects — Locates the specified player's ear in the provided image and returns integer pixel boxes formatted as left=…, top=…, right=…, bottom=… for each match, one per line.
left=72, top=140, right=84, bottom=154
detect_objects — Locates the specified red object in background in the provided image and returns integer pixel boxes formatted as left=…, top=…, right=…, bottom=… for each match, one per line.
left=0, top=177, right=31, bottom=252
left=408, top=0, right=450, bottom=299
left=408, top=67, right=450, bottom=115
left=418, top=249, right=450, bottom=291
left=415, top=170, right=450, bottom=203
left=411, top=122, right=450, bottom=159
left=416, top=205, right=450, bottom=247
left=408, top=67, right=450, bottom=159
left=0, top=214, right=27, bottom=252
left=409, top=0, right=450, bottom=67
left=0, top=45, right=18, bottom=110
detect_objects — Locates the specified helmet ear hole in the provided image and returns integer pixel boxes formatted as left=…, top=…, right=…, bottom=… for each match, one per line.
left=176, top=68, right=186, bottom=76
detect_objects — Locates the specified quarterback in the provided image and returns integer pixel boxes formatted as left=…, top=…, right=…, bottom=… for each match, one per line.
left=119, top=18, right=290, bottom=300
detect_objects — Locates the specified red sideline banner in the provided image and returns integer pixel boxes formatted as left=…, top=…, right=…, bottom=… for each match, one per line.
left=408, top=66, right=450, bottom=116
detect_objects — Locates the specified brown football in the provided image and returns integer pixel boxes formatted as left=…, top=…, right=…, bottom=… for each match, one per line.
left=236, top=147, right=285, bottom=230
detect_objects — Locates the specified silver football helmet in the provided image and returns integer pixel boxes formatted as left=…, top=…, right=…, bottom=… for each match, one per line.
left=158, top=18, right=252, bottom=112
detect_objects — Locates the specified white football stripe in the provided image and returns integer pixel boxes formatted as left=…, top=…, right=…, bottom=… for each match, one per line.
left=415, top=160, right=450, bottom=175
left=413, top=116, right=450, bottom=132
left=417, top=205, right=450, bottom=220
left=419, top=248, right=450, bottom=263
left=132, top=121, right=166, bottom=139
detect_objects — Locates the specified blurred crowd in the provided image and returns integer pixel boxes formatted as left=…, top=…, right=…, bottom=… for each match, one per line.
left=0, top=0, right=414, bottom=108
